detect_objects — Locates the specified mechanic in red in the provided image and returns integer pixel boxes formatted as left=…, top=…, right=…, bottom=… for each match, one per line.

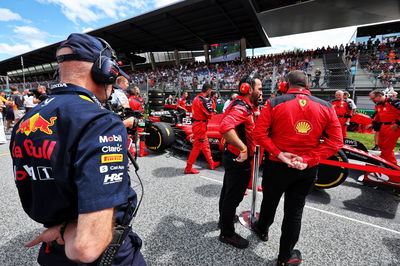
left=127, top=86, right=148, bottom=156
left=253, top=71, right=343, bottom=265
left=184, top=83, right=220, bottom=174
left=218, top=75, right=262, bottom=249
left=369, top=89, right=400, bottom=166
left=128, top=86, right=145, bottom=112
left=331, top=90, right=353, bottom=139
left=176, top=91, right=188, bottom=123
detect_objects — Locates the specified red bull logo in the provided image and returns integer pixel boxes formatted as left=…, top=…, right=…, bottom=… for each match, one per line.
left=16, top=113, right=57, bottom=136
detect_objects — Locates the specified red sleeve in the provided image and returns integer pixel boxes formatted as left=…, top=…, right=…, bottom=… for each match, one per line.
left=301, top=108, right=343, bottom=167
left=220, top=105, right=248, bottom=134
left=253, top=100, right=281, bottom=158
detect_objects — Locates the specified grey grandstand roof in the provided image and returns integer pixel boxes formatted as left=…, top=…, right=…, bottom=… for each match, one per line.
left=0, top=0, right=399, bottom=75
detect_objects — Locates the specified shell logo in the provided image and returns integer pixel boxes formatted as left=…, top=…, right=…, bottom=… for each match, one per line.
left=295, top=121, right=312, bottom=134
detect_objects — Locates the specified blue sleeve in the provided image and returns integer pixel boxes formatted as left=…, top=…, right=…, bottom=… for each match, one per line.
left=73, top=113, right=131, bottom=214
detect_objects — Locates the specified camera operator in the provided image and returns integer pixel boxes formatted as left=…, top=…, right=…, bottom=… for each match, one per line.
left=32, top=85, right=48, bottom=104
left=10, top=33, right=145, bottom=265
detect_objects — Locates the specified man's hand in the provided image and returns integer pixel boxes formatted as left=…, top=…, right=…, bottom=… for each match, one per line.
left=235, top=149, right=248, bottom=162
left=290, top=156, right=308, bottom=170
left=25, top=224, right=65, bottom=247
left=365, top=124, right=372, bottom=130
left=344, top=122, right=350, bottom=126
left=122, top=117, right=136, bottom=129
left=277, top=152, right=299, bottom=168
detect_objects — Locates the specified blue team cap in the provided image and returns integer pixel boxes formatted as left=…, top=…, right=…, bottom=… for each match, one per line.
left=56, top=33, right=115, bottom=63
left=56, top=33, right=130, bottom=80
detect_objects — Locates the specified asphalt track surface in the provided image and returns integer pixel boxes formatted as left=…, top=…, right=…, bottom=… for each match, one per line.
left=0, top=137, right=399, bottom=265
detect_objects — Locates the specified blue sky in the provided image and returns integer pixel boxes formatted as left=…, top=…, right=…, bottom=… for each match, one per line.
left=0, top=0, right=375, bottom=62
left=0, top=0, right=181, bottom=61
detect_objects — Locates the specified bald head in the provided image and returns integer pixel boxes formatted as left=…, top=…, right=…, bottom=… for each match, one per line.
left=335, top=90, right=344, bottom=100
left=286, top=70, right=308, bottom=89
left=56, top=47, right=93, bottom=83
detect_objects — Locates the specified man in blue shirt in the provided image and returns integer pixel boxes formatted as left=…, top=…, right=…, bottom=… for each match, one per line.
left=10, top=33, right=145, bottom=265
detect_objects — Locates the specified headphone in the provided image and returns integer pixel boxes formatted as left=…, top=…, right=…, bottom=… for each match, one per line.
left=91, top=38, right=121, bottom=85
left=239, top=74, right=256, bottom=95
left=278, top=81, right=289, bottom=94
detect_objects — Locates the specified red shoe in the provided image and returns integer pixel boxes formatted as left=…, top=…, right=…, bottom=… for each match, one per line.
left=184, top=167, right=200, bottom=174
left=209, top=161, right=220, bottom=170
left=257, top=185, right=263, bottom=192
left=139, top=151, right=149, bottom=157
left=244, top=190, right=249, bottom=195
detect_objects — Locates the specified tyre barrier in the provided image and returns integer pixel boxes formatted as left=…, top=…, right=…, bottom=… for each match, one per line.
left=315, top=149, right=348, bottom=189
left=145, top=122, right=176, bottom=151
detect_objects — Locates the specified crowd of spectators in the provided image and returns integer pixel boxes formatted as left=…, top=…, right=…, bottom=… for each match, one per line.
left=126, top=49, right=324, bottom=95
left=346, top=36, right=400, bottom=87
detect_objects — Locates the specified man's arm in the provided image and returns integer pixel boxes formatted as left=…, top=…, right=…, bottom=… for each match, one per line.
left=253, top=103, right=298, bottom=167
left=64, top=208, right=114, bottom=263
left=301, top=109, right=343, bottom=167
left=25, top=208, right=115, bottom=263
left=222, top=129, right=247, bottom=162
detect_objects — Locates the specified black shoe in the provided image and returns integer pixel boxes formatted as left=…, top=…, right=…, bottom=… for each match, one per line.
left=372, top=145, right=379, bottom=151
left=218, top=215, right=239, bottom=228
left=251, top=221, right=269, bottom=242
left=219, top=233, right=249, bottom=249
left=276, top=250, right=302, bottom=266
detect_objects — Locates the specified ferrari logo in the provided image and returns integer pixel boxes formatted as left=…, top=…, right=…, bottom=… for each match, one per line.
left=299, top=99, right=307, bottom=107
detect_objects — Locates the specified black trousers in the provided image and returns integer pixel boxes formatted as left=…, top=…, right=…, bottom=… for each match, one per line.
left=218, top=150, right=252, bottom=236
left=257, top=159, right=317, bottom=261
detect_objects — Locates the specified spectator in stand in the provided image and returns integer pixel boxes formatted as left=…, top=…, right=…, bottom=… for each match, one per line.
left=312, top=68, right=321, bottom=88
left=306, top=66, right=313, bottom=84
left=223, top=93, right=238, bottom=113
left=331, top=90, right=353, bottom=139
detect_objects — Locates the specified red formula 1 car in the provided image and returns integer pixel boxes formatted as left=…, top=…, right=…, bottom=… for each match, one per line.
left=144, top=109, right=400, bottom=193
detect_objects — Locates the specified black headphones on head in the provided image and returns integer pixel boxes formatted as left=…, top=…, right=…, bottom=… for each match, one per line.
left=56, top=37, right=122, bottom=85
left=91, top=38, right=121, bottom=85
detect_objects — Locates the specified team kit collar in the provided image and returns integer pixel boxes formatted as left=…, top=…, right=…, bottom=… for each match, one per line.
left=286, top=88, right=311, bottom=95
left=50, top=83, right=103, bottom=107
left=236, top=95, right=254, bottom=108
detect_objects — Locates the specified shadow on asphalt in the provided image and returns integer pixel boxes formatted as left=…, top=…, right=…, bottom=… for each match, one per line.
left=382, top=237, right=400, bottom=265
left=143, top=215, right=266, bottom=265
left=152, top=167, right=183, bottom=178
left=194, top=184, right=222, bottom=198
left=0, top=229, right=41, bottom=265
left=308, top=188, right=332, bottom=205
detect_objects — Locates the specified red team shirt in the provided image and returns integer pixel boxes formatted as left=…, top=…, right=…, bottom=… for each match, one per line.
left=254, top=88, right=343, bottom=167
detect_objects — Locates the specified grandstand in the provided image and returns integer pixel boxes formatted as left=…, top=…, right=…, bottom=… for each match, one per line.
left=0, top=0, right=399, bottom=109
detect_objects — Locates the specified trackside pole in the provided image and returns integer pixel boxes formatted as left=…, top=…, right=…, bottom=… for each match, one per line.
left=239, top=145, right=260, bottom=229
